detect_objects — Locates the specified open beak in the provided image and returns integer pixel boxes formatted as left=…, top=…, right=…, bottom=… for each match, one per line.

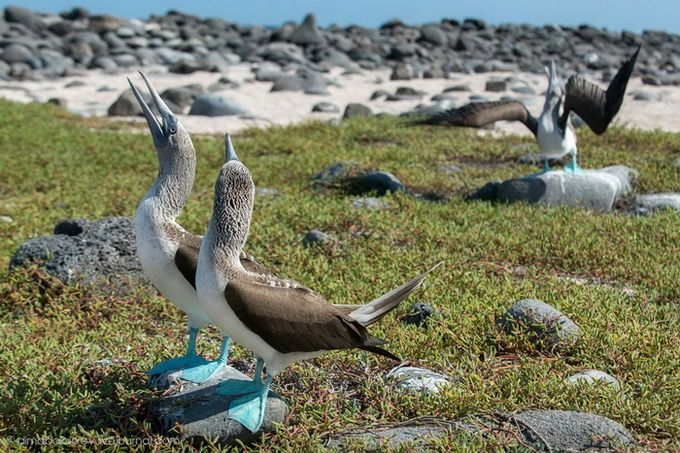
left=127, top=72, right=176, bottom=148
left=224, top=134, right=240, bottom=162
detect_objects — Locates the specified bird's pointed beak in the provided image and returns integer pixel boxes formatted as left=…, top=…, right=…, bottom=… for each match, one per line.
left=224, top=134, right=240, bottom=162
left=546, top=60, right=562, bottom=98
left=139, top=71, right=175, bottom=130
left=128, top=72, right=177, bottom=148
left=128, top=76, right=164, bottom=146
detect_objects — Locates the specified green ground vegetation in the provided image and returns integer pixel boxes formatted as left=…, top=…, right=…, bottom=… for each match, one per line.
left=0, top=99, right=678, bottom=450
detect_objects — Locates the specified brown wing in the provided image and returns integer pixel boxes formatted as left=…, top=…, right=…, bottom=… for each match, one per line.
left=562, top=44, right=640, bottom=134
left=174, top=232, right=274, bottom=288
left=413, top=100, right=538, bottom=136
left=224, top=279, right=399, bottom=360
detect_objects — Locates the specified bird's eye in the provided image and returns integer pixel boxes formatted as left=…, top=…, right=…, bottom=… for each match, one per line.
left=169, top=126, right=177, bottom=134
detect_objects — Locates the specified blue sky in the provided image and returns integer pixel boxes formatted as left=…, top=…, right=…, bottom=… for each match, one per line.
left=2, top=1, right=678, bottom=33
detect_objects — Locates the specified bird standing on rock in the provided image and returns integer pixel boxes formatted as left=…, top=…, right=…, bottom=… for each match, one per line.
left=412, top=45, right=641, bottom=174
left=195, top=134, right=440, bottom=432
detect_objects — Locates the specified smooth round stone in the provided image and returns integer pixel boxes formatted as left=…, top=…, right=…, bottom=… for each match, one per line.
left=302, top=229, right=332, bottom=246
left=342, top=103, right=372, bottom=119
left=1, top=43, right=33, bottom=64
left=498, top=299, right=580, bottom=350
left=313, top=160, right=357, bottom=186
left=386, top=366, right=451, bottom=394
left=635, top=193, right=680, bottom=213
left=349, top=171, right=405, bottom=196
left=189, top=94, right=247, bottom=117
left=312, top=102, right=339, bottom=113
left=565, top=370, right=620, bottom=389
left=352, top=197, right=389, bottom=210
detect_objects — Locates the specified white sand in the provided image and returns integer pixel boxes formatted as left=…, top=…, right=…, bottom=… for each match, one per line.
left=0, top=64, right=677, bottom=136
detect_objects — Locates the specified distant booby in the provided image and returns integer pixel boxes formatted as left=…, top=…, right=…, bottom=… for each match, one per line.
left=413, top=45, right=641, bottom=173
left=130, top=73, right=276, bottom=384
left=195, top=134, right=440, bottom=432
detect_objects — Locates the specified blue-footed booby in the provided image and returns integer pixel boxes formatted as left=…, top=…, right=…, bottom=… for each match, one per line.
left=195, top=134, right=440, bottom=432
left=130, top=73, right=277, bottom=384
left=131, top=77, right=397, bottom=384
left=413, top=45, right=641, bottom=173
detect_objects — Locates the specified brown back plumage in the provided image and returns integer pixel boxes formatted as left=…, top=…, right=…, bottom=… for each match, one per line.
left=174, top=232, right=274, bottom=289
left=562, top=44, right=641, bottom=134
left=224, top=279, right=400, bottom=361
left=413, top=100, right=538, bottom=136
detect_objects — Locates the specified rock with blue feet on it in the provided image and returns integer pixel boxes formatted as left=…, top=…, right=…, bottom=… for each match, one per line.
left=387, top=365, right=451, bottom=394
left=151, top=366, right=288, bottom=445
left=498, top=299, right=580, bottom=351
left=486, top=165, right=637, bottom=212
left=565, top=370, right=621, bottom=389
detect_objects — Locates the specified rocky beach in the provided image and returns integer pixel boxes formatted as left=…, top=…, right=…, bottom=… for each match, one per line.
left=1, top=5, right=678, bottom=134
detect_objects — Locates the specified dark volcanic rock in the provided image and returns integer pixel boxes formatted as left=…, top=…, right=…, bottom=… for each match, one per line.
left=289, top=14, right=326, bottom=46
left=348, top=171, right=405, bottom=196
left=400, top=302, right=435, bottom=327
left=151, top=365, right=288, bottom=445
left=107, top=88, right=150, bottom=116
left=512, top=410, right=633, bottom=451
left=312, top=101, right=339, bottom=113
left=9, top=217, right=147, bottom=289
left=342, top=103, right=372, bottom=119
left=161, top=84, right=204, bottom=111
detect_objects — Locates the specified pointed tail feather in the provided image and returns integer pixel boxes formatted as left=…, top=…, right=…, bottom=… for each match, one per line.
left=360, top=345, right=401, bottom=362
left=349, top=262, right=442, bottom=327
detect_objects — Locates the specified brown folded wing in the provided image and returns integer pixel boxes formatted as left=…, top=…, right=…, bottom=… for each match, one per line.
left=174, top=233, right=274, bottom=289
left=413, top=100, right=538, bottom=136
left=562, top=44, right=640, bottom=134
left=224, top=279, right=399, bottom=360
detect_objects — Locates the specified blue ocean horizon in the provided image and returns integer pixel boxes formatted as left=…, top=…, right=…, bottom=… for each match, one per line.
left=0, top=0, right=678, bottom=34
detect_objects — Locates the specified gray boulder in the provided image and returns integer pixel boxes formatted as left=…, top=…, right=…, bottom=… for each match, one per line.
left=390, top=63, right=415, bottom=80
left=485, top=80, right=507, bottom=92
left=270, top=75, right=305, bottom=92
left=326, top=410, right=633, bottom=451
left=108, top=88, right=150, bottom=116
left=302, top=229, right=333, bottom=246
left=348, top=171, right=405, bottom=196
left=9, top=218, right=147, bottom=290
left=498, top=299, right=580, bottom=350
left=419, top=24, right=447, bottom=46
left=634, top=193, right=680, bottom=214
left=312, top=102, right=339, bottom=113
left=0, top=43, right=34, bottom=64
left=151, top=365, right=288, bottom=445
left=566, top=370, right=620, bottom=389
left=313, top=161, right=358, bottom=186
left=289, top=14, right=326, bottom=46
left=161, top=84, right=204, bottom=111
left=4, top=6, right=45, bottom=31
left=342, top=103, right=372, bottom=119
left=512, top=410, right=633, bottom=451
left=326, top=420, right=476, bottom=450
left=352, top=197, right=389, bottom=210
left=477, top=166, right=636, bottom=212
left=386, top=365, right=451, bottom=394
left=189, top=94, right=247, bottom=117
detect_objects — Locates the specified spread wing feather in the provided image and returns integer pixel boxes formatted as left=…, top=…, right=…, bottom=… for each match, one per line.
left=411, top=100, right=538, bottom=136
left=562, top=44, right=640, bottom=134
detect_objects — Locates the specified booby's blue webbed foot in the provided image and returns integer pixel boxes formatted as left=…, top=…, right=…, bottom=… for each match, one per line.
left=564, top=161, right=584, bottom=174
left=147, top=354, right=210, bottom=376
left=226, top=375, right=273, bottom=433
left=181, top=336, right=232, bottom=383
